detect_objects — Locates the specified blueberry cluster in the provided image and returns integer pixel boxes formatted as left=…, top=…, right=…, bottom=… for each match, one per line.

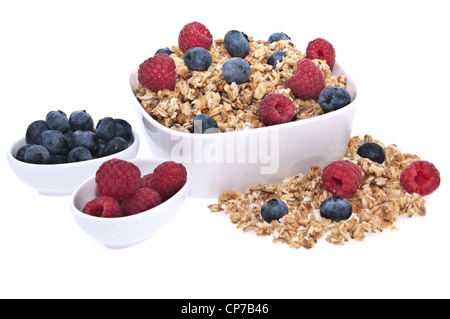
left=357, top=142, right=386, bottom=164
left=318, top=86, right=352, bottom=113
left=193, top=114, right=219, bottom=134
left=16, top=110, right=133, bottom=164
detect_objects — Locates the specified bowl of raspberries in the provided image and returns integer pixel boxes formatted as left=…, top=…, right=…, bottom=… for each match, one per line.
left=7, top=110, right=140, bottom=195
left=129, top=22, right=357, bottom=198
left=70, top=158, right=189, bottom=249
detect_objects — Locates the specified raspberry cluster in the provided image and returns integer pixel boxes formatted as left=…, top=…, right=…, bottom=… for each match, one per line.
left=83, top=159, right=187, bottom=218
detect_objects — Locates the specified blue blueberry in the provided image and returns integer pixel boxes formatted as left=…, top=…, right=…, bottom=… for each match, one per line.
left=49, top=155, right=67, bottom=164
left=64, top=129, right=74, bottom=149
left=15, top=144, right=33, bottom=162
left=67, top=147, right=92, bottom=163
left=319, top=196, right=353, bottom=222
left=96, top=117, right=117, bottom=141
left=46, top=110, right=70, bottom=133
left=72, top=130, right=99, bottom=155
left=224, top=30, right=250, bottom=58
left=26, top=120, right=49, bottom=145
left=193, top=114, right=219, bottom=134
left=357, top=142, right=386, bottom=164
left=268, top=32, right=291, bottom=43
left=114, top=119, right=133, bottom=141
left=184, top=47, right=212, bottom=71
left=69, top=110, right=94, bottom=131
left=222, top=58, right=251, bottom=84
left=100, top=137, right=129, bottom=157
left=155, top=47, right=174, bottom=56
left=267, top=51, right=286, bottom=68
left=24, top=145, right=51, bottom=164
left=261, top=199, right=289, bottom=223
left=318, top=86, right=351, bottom=113
left=39, top=130, right=69, bottom=156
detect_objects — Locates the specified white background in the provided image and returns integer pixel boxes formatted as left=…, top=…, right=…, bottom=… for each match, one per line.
left=1, top=0, right=449, bottom=299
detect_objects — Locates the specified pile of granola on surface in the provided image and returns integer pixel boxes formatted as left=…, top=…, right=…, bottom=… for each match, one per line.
left=134, top=37, right=347, bottom=133
left=208, top=135, right=427, bottom=249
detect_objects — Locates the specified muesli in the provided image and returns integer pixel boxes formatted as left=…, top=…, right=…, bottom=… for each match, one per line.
left=208, top=135, right=436, bottom=249
left=134, top=23, right=347, bottom=133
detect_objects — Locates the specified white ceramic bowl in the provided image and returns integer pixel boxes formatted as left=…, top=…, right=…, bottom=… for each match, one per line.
left=70, top=158, right=190, bottom=249
left=7, top=130, right=140, bottom=196
left=128, top=63, right=357, bottom=198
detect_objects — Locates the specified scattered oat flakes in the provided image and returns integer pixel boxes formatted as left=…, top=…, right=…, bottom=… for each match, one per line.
left=208, top=135, right=427, bottom=249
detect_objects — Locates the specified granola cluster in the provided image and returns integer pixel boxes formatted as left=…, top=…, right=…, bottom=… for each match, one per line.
left=135, top=38, right=347, bottom=132
left=208, top=135, right=427, bottom=249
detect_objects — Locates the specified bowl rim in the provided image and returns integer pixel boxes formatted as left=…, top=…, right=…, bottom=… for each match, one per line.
left=8, top=129, right=140, bottom=168
left=128, top=62, right=358, bottom=139
left=70, top=157, right=190, bottom=221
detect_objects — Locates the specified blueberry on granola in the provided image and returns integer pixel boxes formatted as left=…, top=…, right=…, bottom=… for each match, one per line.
left=222, top=57, right=251, bottom=85
left=224, top=30, right=250, bottom=58
left=318, top=86, right=351, bottom=113
left=268, top=32, right=291, bottom=43
left=357, top=142, right=386, bottom=164
left=155, top=47, right=174, bottom=56
left=46, top=110, right=70, bottom=133
left=261, top=199, right=289, bottom=223
left=267, top=51, right=286, bottom=69
left=193, top=114, right=219, bottom=134
left=184, top=47, right=212, bottom=71
left=319, top=196, right=353, bottom=222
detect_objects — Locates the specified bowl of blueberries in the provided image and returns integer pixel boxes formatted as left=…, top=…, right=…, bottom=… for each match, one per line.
left=7, top=110, right=140, bottom=195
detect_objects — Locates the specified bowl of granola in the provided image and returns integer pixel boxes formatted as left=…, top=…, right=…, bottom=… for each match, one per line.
left=128, top=22, right=357, bottom=198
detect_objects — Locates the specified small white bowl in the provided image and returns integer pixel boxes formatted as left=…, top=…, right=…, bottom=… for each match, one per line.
left=70, top=158, right=190, bottom=249
left=129, top=63, right=357, bottom=198
left=7, top=130, right=140, bottom=196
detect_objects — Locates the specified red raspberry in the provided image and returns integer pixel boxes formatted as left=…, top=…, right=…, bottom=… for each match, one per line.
left=95, top=159, right=141, bottom=201
left=121, top=188, right=162, bottom=216
left=178, top=21, right=213, bottom=53
left=83, top=197, right=123, bottom=218
left=139, top=173, right=153, bottom=189
left=306, top=38, right=336, bottom=71
left=258, top=94, right=295, bottom=126
left=138, top=54, right=176, bottom=92
left=321, top=160, right=362, bottom=198
left=150, top=161, right=187, bottom=201
left=400, top=161, right=441, bottom=196
left=286, top=59, right=325, bottom=99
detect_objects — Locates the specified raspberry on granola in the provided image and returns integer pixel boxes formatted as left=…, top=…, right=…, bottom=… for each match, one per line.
left=209, top=135, right=431, bottom=249
left=135, top=36, right=347, bottom=133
